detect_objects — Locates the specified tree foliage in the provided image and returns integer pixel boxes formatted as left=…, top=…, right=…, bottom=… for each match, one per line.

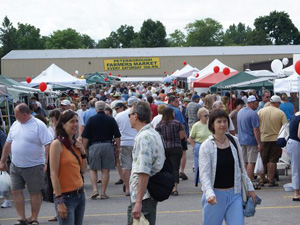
left=138, top=19, right=168, bottom=47
left=0, top=16, right=18, bottom=56
left=185, top=18, right=223, bottom=46
left=168, top=29, right=186, bottom=47
left=16, top=23, right=44, bottom=49
left=254, top=11, right=300, bottom=45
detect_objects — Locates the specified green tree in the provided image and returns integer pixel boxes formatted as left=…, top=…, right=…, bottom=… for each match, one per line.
left=254, top=11, right=300, bottom=45
left=0, top=16, right=18, bottom=56
left=185, top=18, right=223, bottom=46
left=168, top=29, right=186, bottom=47
left=97, top=31, right=120, bottom=48
left=16, top=23, right=44, bottom=49
left=223, top=23, right=251, bottom=46
left=245, top=29, right=272, bottom=45
left=81, top=34, right=95, bottom=48
left=138, top=19, right=168, bottom=47
left=117, top=25, right=137, bottom=48
left=45, top=28, right=84, bottom=49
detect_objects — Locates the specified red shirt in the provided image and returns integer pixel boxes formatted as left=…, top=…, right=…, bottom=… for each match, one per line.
left=150, top=103, right=158, bottom=119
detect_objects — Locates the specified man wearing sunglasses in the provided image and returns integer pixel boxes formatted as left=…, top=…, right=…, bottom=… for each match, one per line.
left=256, top=90, right=271, bottom=112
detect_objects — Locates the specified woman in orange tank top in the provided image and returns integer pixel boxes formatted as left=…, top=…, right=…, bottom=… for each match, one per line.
left=50, top=110, right=87, bottom=225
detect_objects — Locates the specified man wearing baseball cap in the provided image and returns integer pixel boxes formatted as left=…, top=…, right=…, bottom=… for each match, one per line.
left=237, top=95, right=261, bottom=188
left=258, top=95, right=287, bottom=187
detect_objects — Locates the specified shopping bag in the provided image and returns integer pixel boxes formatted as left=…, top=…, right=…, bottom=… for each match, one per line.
left=133, top=213, right=150, bottom=225
left=0, top=171, right=11, bottom=197
left=254, top=153, right=264, bottom=175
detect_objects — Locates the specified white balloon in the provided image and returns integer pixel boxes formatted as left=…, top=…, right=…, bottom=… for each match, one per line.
left=192, top=72, right=197, bottom=77
left=282, top=58, right=289, bottom=66
left=271, top=59, right=283, bottom=74
left=75, top=70, right=79, bottom=75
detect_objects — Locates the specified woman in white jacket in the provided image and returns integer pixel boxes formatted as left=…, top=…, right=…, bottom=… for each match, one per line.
left=199, top=109, right=257, bottom=225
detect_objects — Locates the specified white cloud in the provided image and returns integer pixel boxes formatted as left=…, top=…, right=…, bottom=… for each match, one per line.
left=1, top=0, right=300, bottom=41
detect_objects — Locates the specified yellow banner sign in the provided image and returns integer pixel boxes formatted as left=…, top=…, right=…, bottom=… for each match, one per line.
left=104, top=58, right=160, bottom=71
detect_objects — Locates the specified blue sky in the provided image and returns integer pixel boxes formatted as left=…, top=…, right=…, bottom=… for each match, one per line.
left=2, top=0, right=299, bottom=41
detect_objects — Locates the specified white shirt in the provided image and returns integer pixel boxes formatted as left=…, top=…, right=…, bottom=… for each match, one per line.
left=151, top=114, right=162, bottom=129
left=115, top=108, right=137, bottom=146
left=7, top=117, right=53, bottom=167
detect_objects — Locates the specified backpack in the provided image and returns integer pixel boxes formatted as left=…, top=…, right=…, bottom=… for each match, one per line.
left=147, top=158, right=175, bottom=202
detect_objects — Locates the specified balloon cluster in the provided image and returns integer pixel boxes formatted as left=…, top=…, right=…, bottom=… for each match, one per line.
left=271, top=58, right=289, bottom=74
left=213, top=66, right=230, bottom=75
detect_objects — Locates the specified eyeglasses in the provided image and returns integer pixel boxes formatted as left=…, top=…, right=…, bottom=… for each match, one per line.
left=81, top=104, right=87, bottom=107
left=128, top=112, right=136, bottom=118
left=203, top=115, right=209, bottom=118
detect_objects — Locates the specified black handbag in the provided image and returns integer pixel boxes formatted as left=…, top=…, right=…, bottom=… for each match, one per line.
left=147, top=158, right=175, bottom=202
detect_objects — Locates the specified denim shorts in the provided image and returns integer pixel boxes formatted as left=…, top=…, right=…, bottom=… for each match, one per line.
left=55, top=191, right=86, bottom=225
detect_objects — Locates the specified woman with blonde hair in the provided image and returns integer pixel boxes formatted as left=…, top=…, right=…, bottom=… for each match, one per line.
left=221, top=96, right=229, bottom=114
left=189, top=107, right=211, bottom=185
left=204, top=95, right=213, bottom=113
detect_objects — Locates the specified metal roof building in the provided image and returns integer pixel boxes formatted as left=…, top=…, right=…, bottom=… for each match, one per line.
left=2, top=45, right=300, bottom=81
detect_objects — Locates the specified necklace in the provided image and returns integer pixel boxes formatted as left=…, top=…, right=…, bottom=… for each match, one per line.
left=214, top=136, right=227, bottom=147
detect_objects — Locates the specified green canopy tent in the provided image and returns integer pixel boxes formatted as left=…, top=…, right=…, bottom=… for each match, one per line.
left=209, top=71, right=273, bottom=92
left=86, top=72, right=110, bottom=84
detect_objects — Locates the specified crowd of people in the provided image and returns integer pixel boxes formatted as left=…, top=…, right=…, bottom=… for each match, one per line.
left=0, top=81, right=299, bottom=225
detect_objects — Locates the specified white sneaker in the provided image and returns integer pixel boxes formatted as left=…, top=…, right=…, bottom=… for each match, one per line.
left=1, top=200, right=12, bottom=208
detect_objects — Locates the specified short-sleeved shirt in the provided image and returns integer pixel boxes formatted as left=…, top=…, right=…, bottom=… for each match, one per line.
left=186, top=102, right=201, bottom=126
left=155, top=120, right=183, bottom=149
left=130, top=124, right=165, bottom=203
left=82, top=111, right=121, bottom=144
left=168, top=105, right=185, bottom=125
left=83, top=107, right=97, bottom=125
left=7, top=117, right=53, bottom=167
left=258, top=106, right=287, bottom=142
left=289, top=97, right=299, bottom=112
left=189, top=121, right=211, bottom=143
left=280, top=102, right=294, bottom=120
left=229, top=111, right=238, bottom=134
left=237, top=107, right=259, bottom=146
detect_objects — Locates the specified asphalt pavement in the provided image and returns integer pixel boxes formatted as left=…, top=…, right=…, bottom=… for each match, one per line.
left=1, top=146, right=300, bottom=225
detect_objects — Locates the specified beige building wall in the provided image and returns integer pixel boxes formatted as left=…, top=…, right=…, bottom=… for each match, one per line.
left=1, top=54, right=293, bottom=81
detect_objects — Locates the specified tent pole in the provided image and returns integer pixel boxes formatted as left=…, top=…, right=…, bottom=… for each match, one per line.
left=6, top=97, right=11, bottom=129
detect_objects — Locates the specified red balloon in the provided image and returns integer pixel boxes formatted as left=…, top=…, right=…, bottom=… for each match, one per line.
left=104, top=78, right=108, bottom=81
left=173, top=80, right=177, bottom=85
left=117, top=74, right=121, bottom=77
left=196, top=73, right=199, bottom=78
left=183, top=61, right=187, bottom=65
left=26, top=76, right=32, bottom=83
left=163, top=71, right=167, bottom=74
left=223, top=67, right=230, bottom=75
left=39, top=82, right=47, bottom=92
left=295, top=60, right=300, bottom=75
left=109, top=72, right=112, bottom=76
left=213, top=66, right=220, bottom=73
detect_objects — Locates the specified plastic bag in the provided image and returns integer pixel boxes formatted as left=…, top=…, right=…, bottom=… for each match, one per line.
left=0, top=171, right=11, bottom=197
left=133, top=213, right=149, bottom=225
left=254, top=153, right=264, bottom=175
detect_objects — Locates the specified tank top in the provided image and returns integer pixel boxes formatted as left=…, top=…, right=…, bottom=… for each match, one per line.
left=58, top=144, right=83, bottom=193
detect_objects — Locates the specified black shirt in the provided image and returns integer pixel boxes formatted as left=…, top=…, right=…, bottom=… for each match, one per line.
left=214, top=146, right=235, bottom=189
left=82, top=111, right=121, bottom=144
left=289, top=115, right=300, bottom=142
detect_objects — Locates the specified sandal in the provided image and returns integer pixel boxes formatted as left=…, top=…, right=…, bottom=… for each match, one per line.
left=257, top=181, right=264, bottom=187
left=293, top=197, right=300, bottom=201
left=29, top=221, right=39, bottom=225
left=100, top=194, right=110, bottom=199
left=14, top=220, right=28, bottom=225
left=171, top=191, right=179, bottom=196
left=48, top=216, right=58, bottom=222
left=90, top=191, right=99, bottom=199
left=253, top=183, right=261, bottom=190
left=268, top=182, right=279, bottom=187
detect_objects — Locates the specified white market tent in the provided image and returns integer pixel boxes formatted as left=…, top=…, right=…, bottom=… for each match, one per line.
left=187, top=59, right=237, bottom=84
left=171, top=64, right=199, bottom=79
left=27, top=64, right=86, bottom=88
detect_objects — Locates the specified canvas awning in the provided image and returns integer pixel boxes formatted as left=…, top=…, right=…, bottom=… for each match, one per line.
left=193, top=71, right=238, bottom=88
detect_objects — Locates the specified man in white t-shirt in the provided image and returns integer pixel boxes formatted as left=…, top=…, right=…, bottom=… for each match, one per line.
left=0, top=103, right=52, bottom=225
left=115, top=97, right=139, bottom=196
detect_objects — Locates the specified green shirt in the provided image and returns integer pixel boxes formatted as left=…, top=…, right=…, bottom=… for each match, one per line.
left=190, top=121, right=211, bottom=143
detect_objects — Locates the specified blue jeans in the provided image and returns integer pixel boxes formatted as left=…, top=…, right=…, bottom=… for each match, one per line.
left=193, top=142, right=201, bottom=184
left=55, top=192, right=86, bottom=225
left=202, top=188, right=244, bottom=225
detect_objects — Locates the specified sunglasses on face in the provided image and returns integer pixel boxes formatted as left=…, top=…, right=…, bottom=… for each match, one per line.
left=81, top=104, right=87, bottom=107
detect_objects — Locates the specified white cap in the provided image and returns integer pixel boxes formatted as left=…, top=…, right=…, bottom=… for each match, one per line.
left=247, top=95, right=258, bottom=103
left=60, top=99, right=71, bottom=106
left=270, top=95, right=281, bottom=103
